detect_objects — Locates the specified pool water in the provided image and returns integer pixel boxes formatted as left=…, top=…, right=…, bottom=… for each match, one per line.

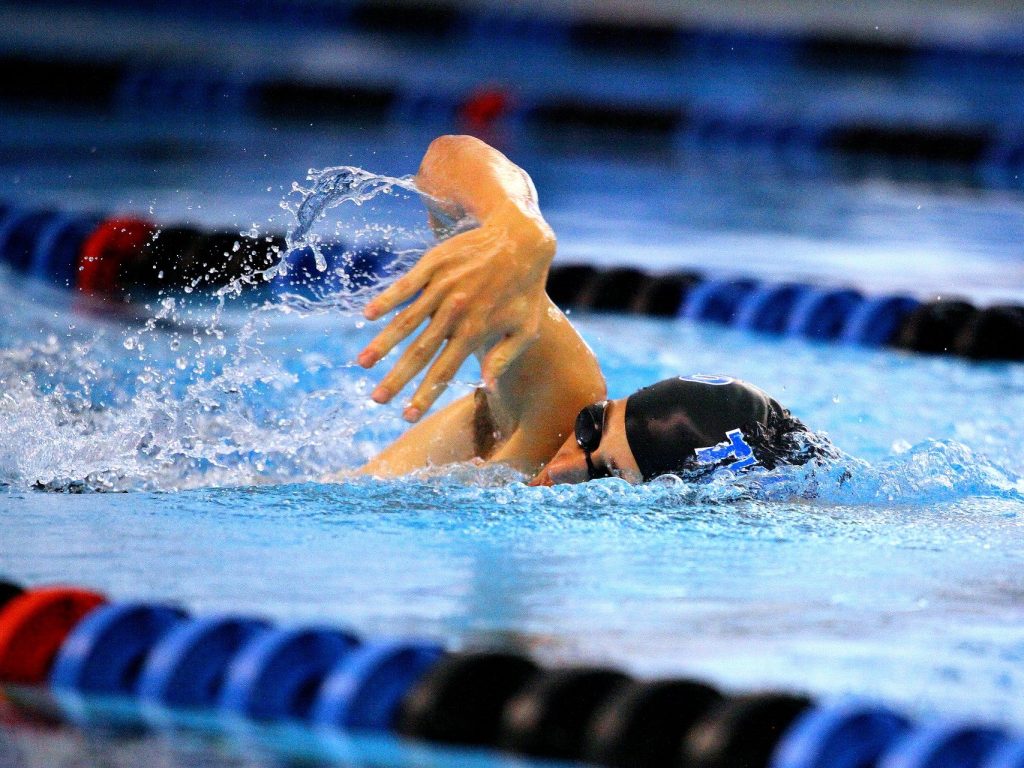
left=1, top=114, right=1024, bottom=765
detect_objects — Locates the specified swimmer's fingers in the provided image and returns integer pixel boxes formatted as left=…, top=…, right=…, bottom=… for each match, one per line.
left=363, top=241, right=452, bottom=320
left=372, top=296, right=464, bottom=405
left=358, top=291, right=440, bottom=370
left=363, top=265, right=429, bottom=321
left=481, top=327, right=539, bottom=391
left=405, top=337, right=474, bottom=421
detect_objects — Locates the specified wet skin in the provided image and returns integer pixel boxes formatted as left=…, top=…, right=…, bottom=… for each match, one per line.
left=528, top=398, right=643, bottom=486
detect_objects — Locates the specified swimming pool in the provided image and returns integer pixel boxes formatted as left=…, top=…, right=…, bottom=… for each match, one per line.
left=2, top=93, right=1024, bottom=766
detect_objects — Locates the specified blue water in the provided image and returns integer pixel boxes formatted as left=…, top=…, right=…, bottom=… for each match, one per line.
left=1, top=115, right=1024, bottom=765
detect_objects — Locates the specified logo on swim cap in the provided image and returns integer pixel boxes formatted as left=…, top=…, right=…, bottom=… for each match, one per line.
left=694, top=428, right=757, bottom=471
left=679, top=374, right=734, bottom=386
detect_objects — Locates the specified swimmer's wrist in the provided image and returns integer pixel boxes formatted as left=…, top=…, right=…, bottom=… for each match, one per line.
left=486, top=198, right=556, bottom=265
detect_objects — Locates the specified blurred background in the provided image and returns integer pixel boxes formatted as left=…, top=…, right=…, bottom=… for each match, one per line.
left=3, top=0, right=1024, bottom=303
left=0, top=0, right=1023, bottom=306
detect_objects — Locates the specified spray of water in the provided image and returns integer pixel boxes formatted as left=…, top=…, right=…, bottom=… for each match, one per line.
left=285, top=166, right=422, bottom=253
left=268, top=166, right=479, bottom=314
left=0, top=166, right=456, bottom=491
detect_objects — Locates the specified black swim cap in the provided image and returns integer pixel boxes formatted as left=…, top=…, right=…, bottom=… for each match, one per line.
left=623, top=376, right=790, bottom=481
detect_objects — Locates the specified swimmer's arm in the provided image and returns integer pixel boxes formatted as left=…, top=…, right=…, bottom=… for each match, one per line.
left=354, top=135, right=605, bottom=477
left=488, top=297, right=606, bottom=475
left=351, top=394, right=478, bottom=478
left=353, top=295, right=604, bottom=479
left=357, top=135, right=556, bottom=419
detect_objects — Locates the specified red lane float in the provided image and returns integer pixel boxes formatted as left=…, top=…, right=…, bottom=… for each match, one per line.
left=0, top=587, right=107, bottom=684
left=77, top=217, right=155, bottom=296
left=460, top=87, right=510, bottom=130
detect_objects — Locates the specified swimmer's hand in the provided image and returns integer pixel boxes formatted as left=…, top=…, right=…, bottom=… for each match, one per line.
left=356, top=200, right=555, bottom=422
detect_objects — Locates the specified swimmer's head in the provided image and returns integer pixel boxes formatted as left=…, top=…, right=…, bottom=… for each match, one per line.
left=528, top=396, right=642, bottom=486
left=623, top=375, right=774, bottom=481
left=529, top=376, right=809, bottom=486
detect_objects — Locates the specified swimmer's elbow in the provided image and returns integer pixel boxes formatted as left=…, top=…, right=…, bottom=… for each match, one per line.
left=530, top=216, right=557, bottom=256
left=425, top=134, right=487, bottom=156
left=421, top=135, right=480, bottom=175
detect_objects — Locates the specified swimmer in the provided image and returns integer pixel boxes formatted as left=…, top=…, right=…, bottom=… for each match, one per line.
left=350, top=135, right=827, bottom=485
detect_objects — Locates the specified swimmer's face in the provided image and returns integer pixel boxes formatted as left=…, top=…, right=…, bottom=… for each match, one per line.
left=528, top=398, right=643, bottom=486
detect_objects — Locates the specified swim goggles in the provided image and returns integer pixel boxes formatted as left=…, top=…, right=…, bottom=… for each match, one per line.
left=575, top=400, right=612, bottom=480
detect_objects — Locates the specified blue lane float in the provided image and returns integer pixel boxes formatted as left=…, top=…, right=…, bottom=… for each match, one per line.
left=137, top=615, right=271, bottom=709
left=218, top=627, right=360, bottom=721
left=877, top=723, right=1009, bottom=768
left=5, top=43, right=1024, bottom=190
left=0, top=209, right=66, bottom=273
left=770, top=699, right=911, bottom=768
left=840, top=295, right=920, bottom=346
left=8, top=4, right=1024, bottom=91
left=30, top=214, right=102, bottom=288
left=49, top=603, right=188, bottom=695
left=735, top=283, right=813, bottom=333
left=311, top=639, right=445, bottom=731
left=785, top=288, right=864, bottom=340
left=984, top=740, right=1024, bottom=768
left=681, top=278, right=759, bottom=324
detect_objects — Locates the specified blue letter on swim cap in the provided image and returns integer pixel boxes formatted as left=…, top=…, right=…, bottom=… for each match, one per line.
left=694, top=429, right=757, bottom=471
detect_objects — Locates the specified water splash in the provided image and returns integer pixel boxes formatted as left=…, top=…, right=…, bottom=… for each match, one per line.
left=259, top=166, right=455, bottom=313
left=284, top=166, right=422, bottom=255
left=329, top=434, right=1024, bottom=510
left=0, top=164, right=455, bottom=491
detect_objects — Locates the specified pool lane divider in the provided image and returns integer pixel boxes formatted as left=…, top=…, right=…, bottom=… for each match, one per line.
left=1, top=582, right=1023, bottom=768
left=7, top=3, right=1024, bottom=82
left=549, top=266, right=1024, bottom=362
left=0, top=201, right=1021, bottom=362
left=3, top=47, right=1024, bottom=187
